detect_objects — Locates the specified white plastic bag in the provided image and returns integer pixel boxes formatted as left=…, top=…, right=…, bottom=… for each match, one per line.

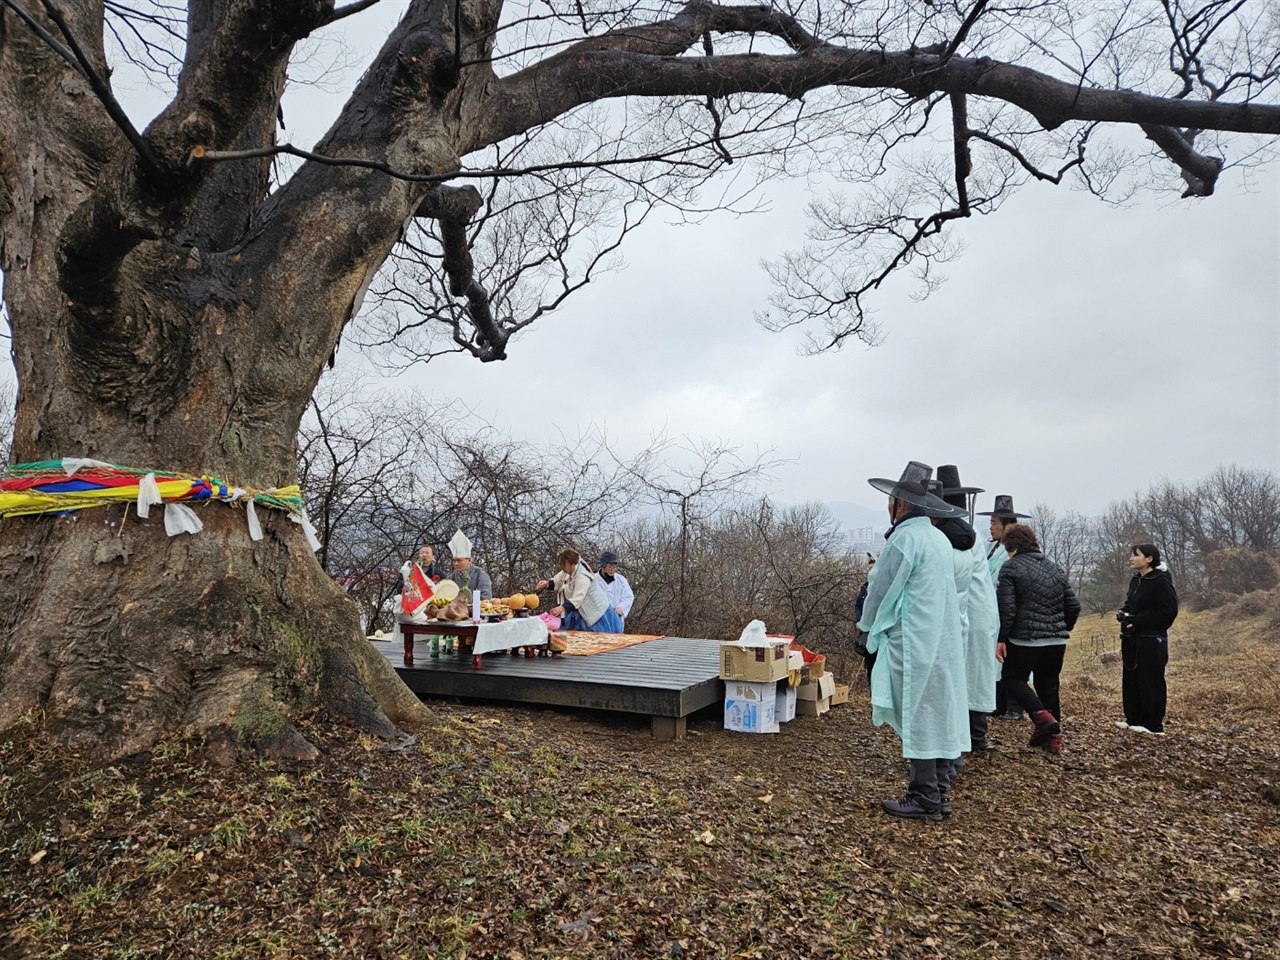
left=736, top=619, right=770, bottom=648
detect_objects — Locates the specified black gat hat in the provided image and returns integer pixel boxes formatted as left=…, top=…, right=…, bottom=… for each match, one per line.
left=976, top=495, right=1034, bottom=520
left=867, top=461, right=965, bottom=518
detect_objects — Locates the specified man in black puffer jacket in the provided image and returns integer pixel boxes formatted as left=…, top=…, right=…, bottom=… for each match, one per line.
left=995, top=524, right=1081, bottom=754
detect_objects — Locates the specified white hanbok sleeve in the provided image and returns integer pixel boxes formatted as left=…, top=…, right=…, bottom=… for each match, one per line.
left=615, top=573, right=635, bottom=617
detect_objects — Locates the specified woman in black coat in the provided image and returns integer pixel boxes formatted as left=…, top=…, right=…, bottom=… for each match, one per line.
left=1115, top=543, right=1179, bottom=735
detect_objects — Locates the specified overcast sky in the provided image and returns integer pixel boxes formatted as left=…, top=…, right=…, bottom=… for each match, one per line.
left=6, top=6, right=1278, bottom=520
left=371, top=166, right=1278, bottom=518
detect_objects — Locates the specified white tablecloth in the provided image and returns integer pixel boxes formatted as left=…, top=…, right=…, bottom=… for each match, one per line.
left=472, top=616, right=550, bottom=655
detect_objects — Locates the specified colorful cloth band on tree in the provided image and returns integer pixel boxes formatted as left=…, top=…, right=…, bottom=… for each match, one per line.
left=0, top=458, right=320, bottom=549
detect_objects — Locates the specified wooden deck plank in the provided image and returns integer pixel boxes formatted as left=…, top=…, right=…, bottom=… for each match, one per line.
left=374, top=636, right=725, bottom=720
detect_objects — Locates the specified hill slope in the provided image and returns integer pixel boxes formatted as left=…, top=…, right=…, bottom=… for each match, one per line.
left=2, top=604, right=1278, bottom=959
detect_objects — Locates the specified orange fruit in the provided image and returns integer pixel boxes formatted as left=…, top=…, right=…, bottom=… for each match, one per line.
left=524, top=593, right=540, bottom=610
left=509, top=594, right=526, bottom=610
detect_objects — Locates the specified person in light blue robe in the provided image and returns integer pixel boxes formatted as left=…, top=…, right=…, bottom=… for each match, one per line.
left=859, top=462, right=970, bottom=823
left=977, top=495, right=1035, bottom=720
left=937, top=466, right=1000, bottom=755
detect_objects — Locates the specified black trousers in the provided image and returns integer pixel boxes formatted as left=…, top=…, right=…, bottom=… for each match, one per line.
left=1001, top=642, right=1065, bottom=721
left=907, top=758, right=950, bottom=810
left=1122, top=633, right=1168, bottom=733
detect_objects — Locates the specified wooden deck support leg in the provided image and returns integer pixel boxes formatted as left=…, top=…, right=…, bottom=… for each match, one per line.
left=651, top=715, right=687, bottom=740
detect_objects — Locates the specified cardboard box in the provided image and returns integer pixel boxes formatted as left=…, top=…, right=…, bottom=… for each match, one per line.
left=720, top=640, right=790, bottom=683
left=830, top=683, right=850, bottom=706
left=806, top=656, right=826, bottom=679
left=725, top=680, right=776, bottom=703
left=796, top=695, right=831, bottom=717
left=787, top=650, right=805, bottom=673
left=775, top=679, right=796, bottom=723
left=724, top=680, right=780, bottom=733
left=797, top=673, right=836, bottom=700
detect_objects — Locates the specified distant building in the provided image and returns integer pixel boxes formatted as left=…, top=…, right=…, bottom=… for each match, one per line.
left=846, top=526, right=880, bottom=551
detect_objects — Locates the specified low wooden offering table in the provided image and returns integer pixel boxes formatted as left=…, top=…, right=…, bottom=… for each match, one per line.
left=401, top=622, right=479, bottom=666
left=400, top=616, right=549, bottom=669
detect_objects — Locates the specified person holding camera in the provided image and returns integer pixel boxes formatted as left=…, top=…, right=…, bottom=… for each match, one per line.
left=1115, top=543, right=1179, bottom=735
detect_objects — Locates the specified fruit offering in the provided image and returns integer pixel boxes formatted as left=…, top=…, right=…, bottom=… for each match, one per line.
left=524, top=593, right=540, bottom=611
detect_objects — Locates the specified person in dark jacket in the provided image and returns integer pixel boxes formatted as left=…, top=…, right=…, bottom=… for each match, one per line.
left=995, top=523, right=1081, bottom=754
left=1115, top=543, right=1179, bottom=735
left=853, top=554, right=876, bottom=681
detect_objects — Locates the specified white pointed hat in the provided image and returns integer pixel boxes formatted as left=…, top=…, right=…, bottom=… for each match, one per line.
left=448, top=529, right=472, bottom=559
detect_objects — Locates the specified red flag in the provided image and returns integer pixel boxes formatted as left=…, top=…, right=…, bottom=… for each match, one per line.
left=401, top=563, right=434, bottom=615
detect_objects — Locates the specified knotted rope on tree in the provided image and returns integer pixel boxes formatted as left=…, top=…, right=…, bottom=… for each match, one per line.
left=0, top=459, right=320, bottom=548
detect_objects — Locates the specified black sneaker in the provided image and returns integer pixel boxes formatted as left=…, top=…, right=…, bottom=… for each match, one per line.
left=881, top=795, right=944, bottom=823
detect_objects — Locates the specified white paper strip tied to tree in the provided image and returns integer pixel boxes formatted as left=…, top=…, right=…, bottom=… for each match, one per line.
left=289, top=512, right=322, bottom=551
left=164, top=503, right=204, bottom=536
left=244, top=499, right=263, bottom=541
left=59, top=457, right=114, bottom=476
left=135, top=473, right=162, bottom=519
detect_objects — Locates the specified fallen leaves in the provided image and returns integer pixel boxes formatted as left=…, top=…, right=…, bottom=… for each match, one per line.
left=3, top=642, right=1280, bottom=959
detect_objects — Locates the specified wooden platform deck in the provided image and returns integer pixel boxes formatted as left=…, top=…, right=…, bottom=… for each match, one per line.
left=375, top=636, right=723, bottom=739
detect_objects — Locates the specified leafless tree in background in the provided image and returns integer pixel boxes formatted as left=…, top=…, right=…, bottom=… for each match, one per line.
left=614, top=437, right=786, bottom=632
left=1079, top=466, right=1280, bottom=611
left=1032, top=502, right=1094, bottom=596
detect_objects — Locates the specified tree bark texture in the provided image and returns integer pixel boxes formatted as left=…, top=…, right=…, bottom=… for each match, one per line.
left=0, top=0, right=1277, bottom=759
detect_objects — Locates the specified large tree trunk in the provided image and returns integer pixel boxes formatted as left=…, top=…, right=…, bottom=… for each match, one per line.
left=0, top=233, right=432, bottom=758
left=0, top=0, right=438, bottom=760
left=0, top=228, right=432, bottom=757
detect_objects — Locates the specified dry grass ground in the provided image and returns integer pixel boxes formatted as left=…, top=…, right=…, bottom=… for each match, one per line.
left=2, top=600, right=1278, bottom=960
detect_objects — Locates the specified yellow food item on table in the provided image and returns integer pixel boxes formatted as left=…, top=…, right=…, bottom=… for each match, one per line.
left=524, top=594, right=540, bottom=610
left=508, top=594, right=526, bottom=610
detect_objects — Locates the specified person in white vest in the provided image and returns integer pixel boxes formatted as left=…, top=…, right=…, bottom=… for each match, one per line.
left=445, top=529, right=493, bottom=600
left=594, top=550, right=634, bottom=629
left=536, top=548, right=623, bottom=633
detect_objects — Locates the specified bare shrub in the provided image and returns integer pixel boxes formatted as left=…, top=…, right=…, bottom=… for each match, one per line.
left=1204, top=548, right=1280, bottom=601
